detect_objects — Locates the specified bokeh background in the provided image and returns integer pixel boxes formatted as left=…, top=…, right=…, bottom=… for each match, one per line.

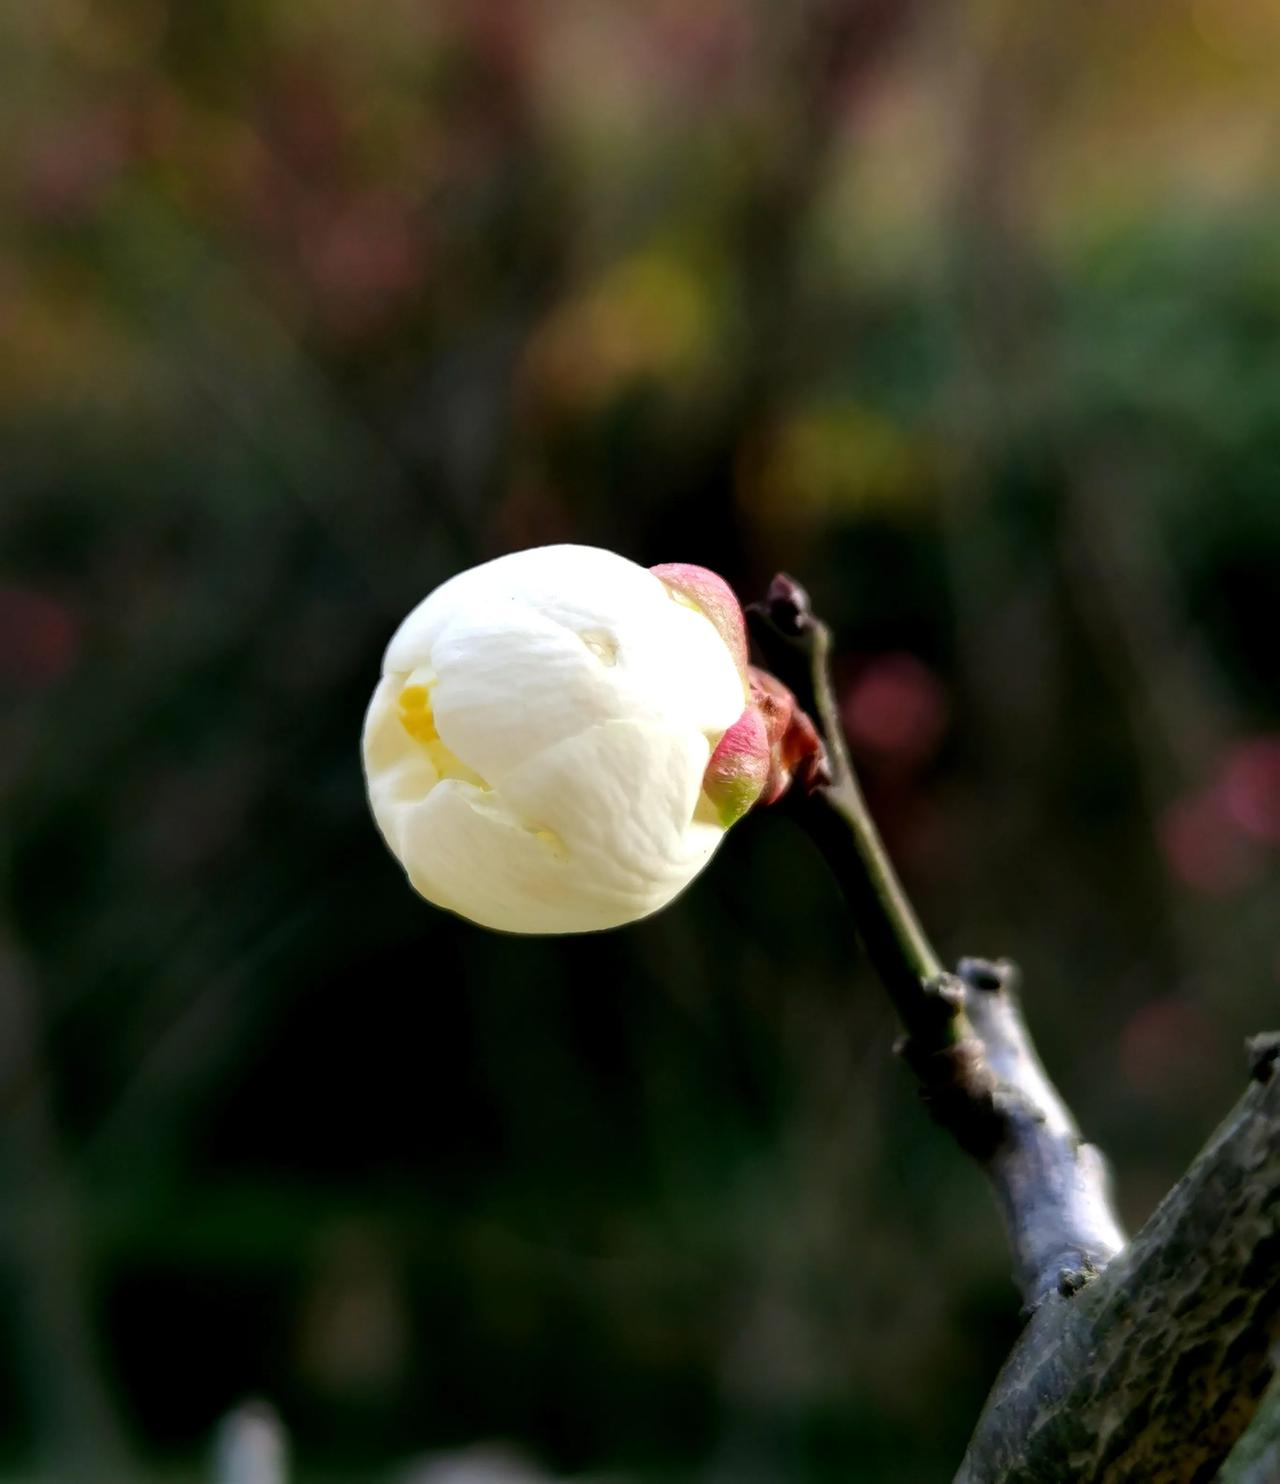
left=3, top=0, right=1280, bottom=1479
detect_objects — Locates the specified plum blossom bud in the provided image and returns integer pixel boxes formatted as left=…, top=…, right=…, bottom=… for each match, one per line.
left=363, top=544, right=770, bottom=934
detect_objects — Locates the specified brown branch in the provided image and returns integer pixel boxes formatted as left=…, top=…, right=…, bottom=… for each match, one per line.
left=748, top=574, right=1280, bottom=1479
left=751, top=575, right=946, bottom=1025
left=749, top=575, right=1125, bottom=1310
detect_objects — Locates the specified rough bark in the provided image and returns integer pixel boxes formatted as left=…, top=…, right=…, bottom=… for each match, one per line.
left=957, top=1060, right=1280, bottom=1482
left=1222, top=1372, right=1280, bottom=1483
left=936, top=958, right=1125, bottom=1310
left=754, top=579, right=1126, bottom=1313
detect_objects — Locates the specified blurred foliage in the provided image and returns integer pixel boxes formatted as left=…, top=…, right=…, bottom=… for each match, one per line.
left=2, top=0, right=1279, bottom=1480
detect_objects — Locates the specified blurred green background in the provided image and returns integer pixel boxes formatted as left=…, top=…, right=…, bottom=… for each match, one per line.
left=3, top=0, right=1279, bottom=1480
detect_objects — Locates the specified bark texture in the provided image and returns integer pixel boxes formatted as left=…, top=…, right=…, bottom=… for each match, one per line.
left=936, top=958, right=1125, bottom=1309
left=958, top=1064, right=1280, bottom=1483
left=1222, top=1373, right=1280, bottom=1483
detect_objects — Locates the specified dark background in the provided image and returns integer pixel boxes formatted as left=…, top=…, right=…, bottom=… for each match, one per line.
left=3, top=1, right=1279, bottom=1479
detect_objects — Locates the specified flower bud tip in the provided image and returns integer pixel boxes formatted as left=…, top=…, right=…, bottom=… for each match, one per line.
left=650, top=562, right=749, bottom=680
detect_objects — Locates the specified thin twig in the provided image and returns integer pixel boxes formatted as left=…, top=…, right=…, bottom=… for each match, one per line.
left=748, top=573, right=1280, bottom=1480
left=748, top=576, right=950, bottom=1039
left=748, top=576, right=1125, bottom=1308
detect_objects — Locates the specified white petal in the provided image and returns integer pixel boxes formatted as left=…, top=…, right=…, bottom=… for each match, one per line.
left=497, top=719, right=723, bottom=899
left=388, top=780, right=639, bottom=934
left=361, top=674, right=441, bottom=839
left=385, top=544, right=745, bottom=742
left=428, top=599, right=665, bottom=784
left=384, top=545, right=663, bottom=675
left=605, top=595, right=745, bottom=738
left=378, top=720, right=725, bottom=933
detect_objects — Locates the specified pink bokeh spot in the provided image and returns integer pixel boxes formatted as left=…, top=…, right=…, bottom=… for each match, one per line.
left=841, top=653, right=948, bottom=772
left=1120, top=998, right=1219, bottom=1100
left=23, top=113, right=128, bottom=223
left=1219, top=735, right=1280, bottom=845
left=0, top=586, right=80, bottom=688
left=296, top=189, right=425, bottom=340
left=1158, top=789, right=1258, bottom=896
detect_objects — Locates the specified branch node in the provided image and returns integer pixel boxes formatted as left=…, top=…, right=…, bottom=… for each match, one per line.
left=1247, top=1032, right=1280, bottom=1084
left=926, top=972, right=968, bottom=1011
left=957, top=956, right=1019, bottom=995
left=1056, top=1261, right=1097, bottom=1299
left=748, top=573, right=815, bottom=638
left=897, top=1035, right=1004, bottom=1158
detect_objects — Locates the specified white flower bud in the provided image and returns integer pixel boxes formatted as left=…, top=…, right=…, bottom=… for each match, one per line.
left=362, top=545, right=752, bottom=933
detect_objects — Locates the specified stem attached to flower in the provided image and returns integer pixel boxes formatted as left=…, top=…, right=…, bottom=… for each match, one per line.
left=747, top=575, right=961, bottom=1047
left=749, top=573, right=1129, bottom=1314
left=747, top=573, right=1280, bottom=1479
left=749, top=574, right=1127, bottom=1307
